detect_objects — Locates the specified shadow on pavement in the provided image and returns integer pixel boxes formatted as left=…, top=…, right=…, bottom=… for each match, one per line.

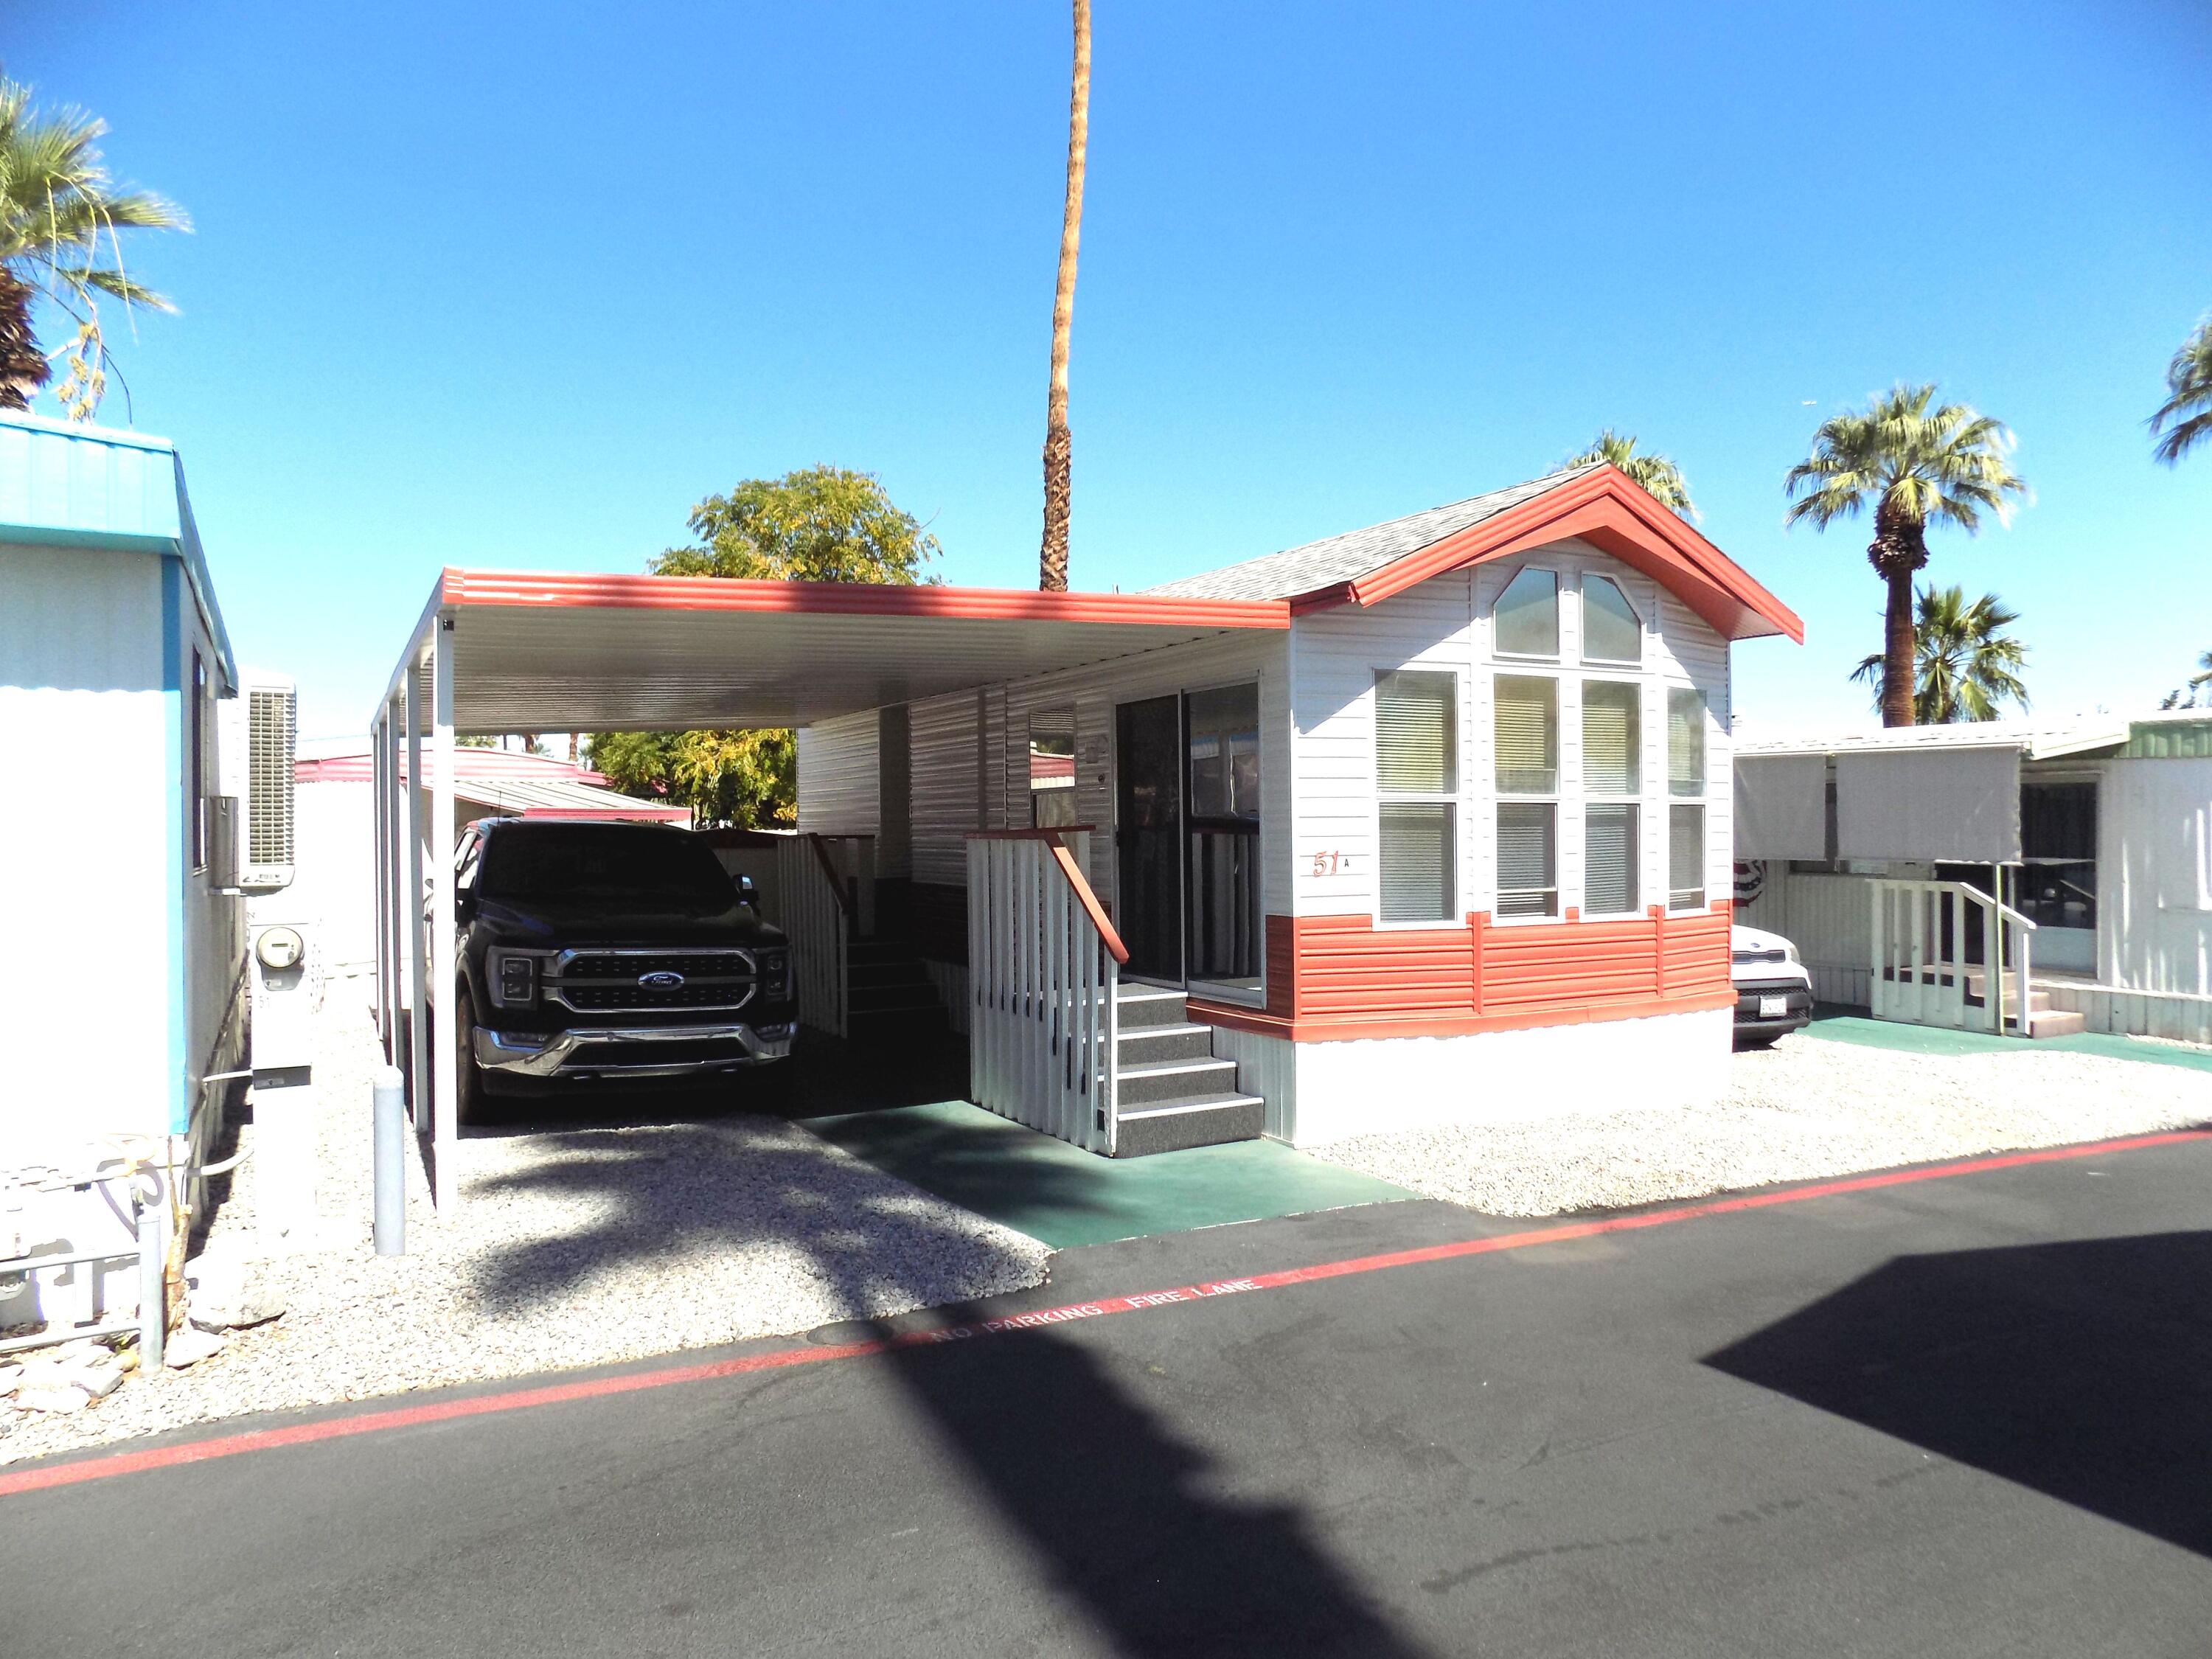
left=1704, top=1229, right=2212, bottom=1557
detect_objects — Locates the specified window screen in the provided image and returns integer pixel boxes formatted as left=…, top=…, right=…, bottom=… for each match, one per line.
left=1375, top=672, right=1455, bottom=794
left=1668, top=688, right=1706, bottom=798
left=1494, top=675, right=1557, bottom=795
left=1495, top=568, right=1559, bottom=658
left=1582, top=681, right=1641, bottom=796
left=1582, top=576, right=1641, bottom=664
left=1585, top=804, right=1639, bottom=914
left=1669, top=803, right=1705, bottom=910
left=1380, top=803, right=1454, bottom=923
left=1497, top=803, right=1558, bottom=918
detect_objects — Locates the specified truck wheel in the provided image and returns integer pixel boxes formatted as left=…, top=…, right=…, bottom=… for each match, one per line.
left=455, top=983, right=484, bottom=1127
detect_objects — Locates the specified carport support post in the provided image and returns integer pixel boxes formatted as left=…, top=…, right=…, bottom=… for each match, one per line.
left=372, top=706, right=389, bottom=1054
left=382, top=698, right=404, bottom=1056
left=406, top=648, right=429, bottom=1136
left=430, top=616, right=458, bottom=1209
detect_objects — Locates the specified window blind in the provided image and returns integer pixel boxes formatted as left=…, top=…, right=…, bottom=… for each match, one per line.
left=1582, top=576, right=1641, bottom=664
left=1380, top=803, right=1453, bottom=923
left=1669, top=688, right=1705, bottom=798
left=1496, top=802, right=1557, bottom=918
left=1495, top=675, right=1557, bottom=795
left=1376, top=672, right=1455, bottom=795
left=1582, top=681, right=1641, bottom=796
left=1495, top=568, right=1559, bottom=657
left=1585, top=804, right=1638, bottom=914
left=1669, top=803, right=1705, bottom=909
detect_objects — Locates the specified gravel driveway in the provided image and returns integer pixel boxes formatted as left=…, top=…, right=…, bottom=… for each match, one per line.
left=1315, top=1032, right=2211, bottom=1217
left=3, top=991, right=1048, bottom=1467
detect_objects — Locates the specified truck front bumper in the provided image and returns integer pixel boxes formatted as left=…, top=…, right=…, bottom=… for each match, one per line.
left=473, top=1021, right=797, bottom=1081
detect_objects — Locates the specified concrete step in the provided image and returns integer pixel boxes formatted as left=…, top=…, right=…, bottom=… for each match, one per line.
left=1113, top=1093, right=1267, bottom=1158
left=1117, top=1055, right=1241, bottom=1106
left=2024, top=1008, right=2087, bottom=1038
left=1115, top=1022, right=1217, bottom=1065
left=1116, top=984, right=1189, bottom=1029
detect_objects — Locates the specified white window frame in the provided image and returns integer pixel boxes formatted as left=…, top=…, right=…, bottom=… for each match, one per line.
left=1490, top=667, right=1561, bottom=924
left=1492, top=564, right=1564, bottom=664
left=1579, top=676, right=1644, bottom=918
left=1371, top=667, right=1461, bottom=930
left=1579, top=572, right=1644, bottom=667
left=1666, top=685, right=1710, bottom=914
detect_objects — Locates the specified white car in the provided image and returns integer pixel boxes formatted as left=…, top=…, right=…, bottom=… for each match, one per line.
left=1732, top=924, right=1813, bottom=1048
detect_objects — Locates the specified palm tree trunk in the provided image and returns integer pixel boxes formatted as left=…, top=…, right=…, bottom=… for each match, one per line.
left=1038, top=0, right=1091, bottom=594
left=0, top=270, right=50, bottom=411
left=1868, top=509, right=1927, bottom=726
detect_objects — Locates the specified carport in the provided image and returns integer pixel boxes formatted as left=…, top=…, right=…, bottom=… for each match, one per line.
left=371, top=567, right=1287, bottom=1204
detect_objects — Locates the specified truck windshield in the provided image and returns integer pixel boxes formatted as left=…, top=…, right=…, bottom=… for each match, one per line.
left=479, top=824, right=734, bottom=905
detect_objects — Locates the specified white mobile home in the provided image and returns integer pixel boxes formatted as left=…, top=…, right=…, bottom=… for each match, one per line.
left=1734, top=713, right=2212, bottom=1044
left=374, top=464, right=1801, bottom=1183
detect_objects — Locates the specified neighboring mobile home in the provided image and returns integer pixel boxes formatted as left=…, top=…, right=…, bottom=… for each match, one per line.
left=1734, top=713, right=2212, bottom=1045
left=372, top=462, right=1801, bottom=1182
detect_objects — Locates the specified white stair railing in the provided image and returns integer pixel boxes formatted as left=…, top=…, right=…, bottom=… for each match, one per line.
left=776, top=833, right=852, bottom=1038
left=1869, top=877, right=2038, bottom=1035
left=966, top=829, right=1124, bottom=1154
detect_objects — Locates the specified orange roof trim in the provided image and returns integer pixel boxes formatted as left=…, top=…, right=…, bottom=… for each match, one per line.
left=1289, top=466, right=1804, bottom=644
left=439, top=569, right=1293, bottom=630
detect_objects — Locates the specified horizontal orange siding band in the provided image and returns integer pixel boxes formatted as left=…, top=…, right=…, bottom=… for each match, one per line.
left=1187, top=989, right=1737, bottom=1044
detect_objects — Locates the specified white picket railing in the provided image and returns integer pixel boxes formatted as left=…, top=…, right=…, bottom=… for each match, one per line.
left=1870, top=877, right=2037, bottom=1035
left=776, top=834, right=854, bottom=1038
left=967, top=830, right=1124, bottom=1155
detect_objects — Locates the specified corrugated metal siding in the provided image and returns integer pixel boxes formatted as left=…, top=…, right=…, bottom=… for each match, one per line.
left=2126, top=717, right=2212, bottom=759
left=909, top=689, right=981, bottom=886
left=0, top=415, right=180, bottom=543
left=2104, top=757, right=2212, bottom=995
left=1288, top=540, right=1731, bottom=922
left=795, top=712, right=880, bottom=837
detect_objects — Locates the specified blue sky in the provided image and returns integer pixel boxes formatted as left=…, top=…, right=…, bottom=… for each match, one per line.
left=13, top=1, right=2211, bottom=736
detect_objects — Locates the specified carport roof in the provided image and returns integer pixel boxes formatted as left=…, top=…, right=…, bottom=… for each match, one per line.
left=390, top=568, right=1291, bottom=732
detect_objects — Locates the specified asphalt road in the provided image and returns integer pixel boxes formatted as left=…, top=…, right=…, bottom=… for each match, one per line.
left=10, top=1135, right=2212, bottom=1658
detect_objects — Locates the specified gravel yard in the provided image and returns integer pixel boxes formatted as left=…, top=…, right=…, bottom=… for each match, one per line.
left=2, top=990, right=1048, bottom=1467
left=1316, top=1032, right=2212, bottom=1217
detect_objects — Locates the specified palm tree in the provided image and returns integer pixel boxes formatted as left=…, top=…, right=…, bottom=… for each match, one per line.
left=1784, top=383, right=2028, bottom=727
left=2167, top=649, right=2212, bottom=709
left=0, top=74, right=187, bottom=418
left=1037, top=0, right=1091, bottom=593
left=1565, top=429, right=1696, bottom=520
left=1851, top=585, right=2029, bottom=723
left=2151, top=316, right=2212, bottom=465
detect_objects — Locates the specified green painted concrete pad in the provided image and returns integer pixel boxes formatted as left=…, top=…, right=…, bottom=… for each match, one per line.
left=1801, top=1015, right=2212, bottom=1074
left=800, top=1100, right=1416, bottom=1250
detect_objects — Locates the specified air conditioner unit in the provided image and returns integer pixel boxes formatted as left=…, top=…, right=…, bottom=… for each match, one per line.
left=220, top=669, right=296, bottom=893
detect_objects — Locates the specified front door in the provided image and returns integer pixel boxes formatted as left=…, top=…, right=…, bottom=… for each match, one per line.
left=1116, top=695, right=1184, bottom=981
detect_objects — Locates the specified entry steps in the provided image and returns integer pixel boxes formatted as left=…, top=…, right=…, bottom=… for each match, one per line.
left=1962, top=970, right=2087, bottom=1039
left=1112, top=984, right=1265, bottom=1158
left=845, top=937, right=946, bottom=1034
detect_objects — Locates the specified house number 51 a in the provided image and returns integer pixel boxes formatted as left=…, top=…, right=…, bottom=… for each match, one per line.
left=1311, top=851, right=1348, bottom=876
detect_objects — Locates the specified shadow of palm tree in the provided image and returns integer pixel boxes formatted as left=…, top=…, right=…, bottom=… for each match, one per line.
left=459, top=1043, right=1435, bottom=1657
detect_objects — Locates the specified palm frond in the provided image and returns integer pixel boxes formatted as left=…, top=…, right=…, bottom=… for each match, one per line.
left=2151, top=316, right=2212, bottom=466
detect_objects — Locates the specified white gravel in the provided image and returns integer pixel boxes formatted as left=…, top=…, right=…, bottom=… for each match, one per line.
left=1316, top=1032, right=2212, bottom=1218
left=2, top=987, right=1048, bottom=1467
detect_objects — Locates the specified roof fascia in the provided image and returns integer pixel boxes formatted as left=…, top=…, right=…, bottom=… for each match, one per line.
left=1301, top=467, right=1804, bottom=644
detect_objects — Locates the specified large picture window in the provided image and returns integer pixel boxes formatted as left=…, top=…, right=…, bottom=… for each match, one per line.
left=1669, top=804, right=1705, bottom=911
left=1375, top=670, right=1457, bottom=923
left=1582, top=680, right=1641, bottom=915
left=1668, top=687, right=1705, bottom=798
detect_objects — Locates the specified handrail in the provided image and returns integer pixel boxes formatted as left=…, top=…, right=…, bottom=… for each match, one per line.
left=965, top=825, right=1099, bottom=839
left=804, top=832, right=852, bottom=916
left=1046, top=838, right=1130, bottom=965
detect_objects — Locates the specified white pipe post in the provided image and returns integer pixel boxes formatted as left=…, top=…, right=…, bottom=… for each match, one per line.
left=430, top=619, right=458, bottom=1209
left=384, top=698, right=405, bottom=1054
left=405, top=651, right=429, bottom=1130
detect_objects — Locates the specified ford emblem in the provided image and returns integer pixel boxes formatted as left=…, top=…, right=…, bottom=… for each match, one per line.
left=639, top=970, right=686, bottom=990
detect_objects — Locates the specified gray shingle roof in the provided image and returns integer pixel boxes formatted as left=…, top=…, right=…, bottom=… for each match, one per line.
left=1144, top=462, right=1606, bottom=602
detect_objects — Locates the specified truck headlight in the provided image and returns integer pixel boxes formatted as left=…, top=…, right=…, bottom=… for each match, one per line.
left=490, top=950, right=538, bottom=1008
left=762, top=950, right=790, bottom=998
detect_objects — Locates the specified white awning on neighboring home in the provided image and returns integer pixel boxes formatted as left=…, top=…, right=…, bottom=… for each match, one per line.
left=1835, top=745, right=2023, bottom=863
left=1733, top=754, right=1828, bottom=860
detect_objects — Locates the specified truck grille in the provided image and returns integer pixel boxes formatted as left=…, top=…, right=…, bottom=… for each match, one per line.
left=548, top=949, right=757, bottom=1013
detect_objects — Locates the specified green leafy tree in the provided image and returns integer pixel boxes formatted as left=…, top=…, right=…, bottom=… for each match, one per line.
left=592, top=467, right=936, bottom=825
left=1850, top=585, right=2029, bottom=723
left=2150, top=316, right=2212, bottom=466
left=1785, top=383, right=2028, bottom=728
left=0, top=74, right=188, bottom=417
left=1565, top=429, right=1697, bottom=520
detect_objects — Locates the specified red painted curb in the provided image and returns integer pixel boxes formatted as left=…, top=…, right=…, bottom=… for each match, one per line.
left=5, top=1126, right=2205, bottom=1500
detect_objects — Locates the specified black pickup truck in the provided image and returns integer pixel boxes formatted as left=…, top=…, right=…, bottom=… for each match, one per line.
left=451, top=817, right=796, bottom=1120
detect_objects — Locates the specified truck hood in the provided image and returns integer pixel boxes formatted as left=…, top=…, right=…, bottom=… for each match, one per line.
left=472, top=894, right=788, bottom=950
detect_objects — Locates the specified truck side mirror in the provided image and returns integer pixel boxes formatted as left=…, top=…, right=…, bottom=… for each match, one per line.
left=456, top=888, right=478, bottom=922
left=736, top=873, right=758, bottom=908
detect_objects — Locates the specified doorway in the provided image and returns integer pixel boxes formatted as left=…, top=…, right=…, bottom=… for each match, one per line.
left=1115, top=696, right=1183, bottom=981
